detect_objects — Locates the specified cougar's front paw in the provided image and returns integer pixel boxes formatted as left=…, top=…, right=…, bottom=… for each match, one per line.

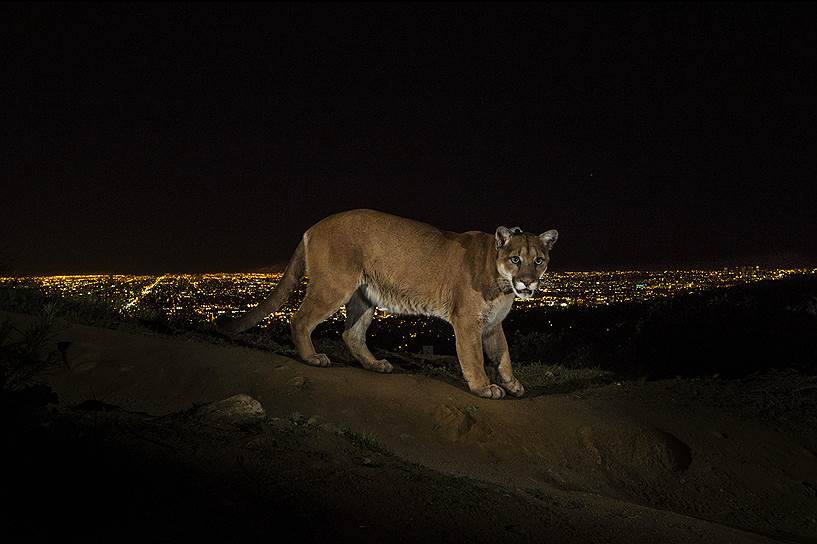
left=304, top=353, right=331, bottom=367
left=470, top=383, right=506, bottom=399
left=501, top=377, right=525, bottom=397
left=361, top=358, right=393, bottom=373
left=371, top=359, right=393, bottom=373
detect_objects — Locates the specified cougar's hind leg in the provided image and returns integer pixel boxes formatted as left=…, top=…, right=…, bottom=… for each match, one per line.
left=342, top=287, right=392, bottom=373
left=291, top=277, right=357, bottom=368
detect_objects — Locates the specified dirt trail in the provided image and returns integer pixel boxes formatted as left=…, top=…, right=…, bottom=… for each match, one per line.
left=26, top=316, right=817, bottom=542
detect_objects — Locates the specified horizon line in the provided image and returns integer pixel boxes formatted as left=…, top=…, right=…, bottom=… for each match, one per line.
left=3, top=265, right=817, bottom=279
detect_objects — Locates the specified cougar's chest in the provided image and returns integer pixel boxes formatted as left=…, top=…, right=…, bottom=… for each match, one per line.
left=481, top=295, right=514, bottom=328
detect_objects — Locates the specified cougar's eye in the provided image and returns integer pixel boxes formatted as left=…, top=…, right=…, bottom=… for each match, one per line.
left=534, top=257, right=545, bottom=266
left=509, top=256, right=521, bottom=265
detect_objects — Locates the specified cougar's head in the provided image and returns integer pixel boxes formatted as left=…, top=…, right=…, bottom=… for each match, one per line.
left=495, top=226, right=558, bottom=299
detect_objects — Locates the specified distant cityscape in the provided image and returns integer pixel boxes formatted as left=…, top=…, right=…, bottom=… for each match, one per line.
left=1, top=268, right=813, bottom=331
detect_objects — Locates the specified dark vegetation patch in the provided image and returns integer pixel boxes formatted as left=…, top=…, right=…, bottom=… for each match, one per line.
left=503, top=274, right=817, bottom=379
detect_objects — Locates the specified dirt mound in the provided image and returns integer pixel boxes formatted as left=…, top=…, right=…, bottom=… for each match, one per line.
left=432, top=404, right=495, bottom=444
left=578, top=425, right=692, bottom=473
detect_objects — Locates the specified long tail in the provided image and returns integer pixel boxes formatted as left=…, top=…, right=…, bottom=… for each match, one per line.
left=216, top=240, right=305, bottom=334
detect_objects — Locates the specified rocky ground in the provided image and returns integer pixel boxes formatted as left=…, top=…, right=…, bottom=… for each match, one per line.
left=3, top=311, right=816, bottom=542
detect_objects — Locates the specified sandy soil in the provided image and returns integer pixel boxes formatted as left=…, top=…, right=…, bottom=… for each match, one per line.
left=7, top=313, right=817, bottom=542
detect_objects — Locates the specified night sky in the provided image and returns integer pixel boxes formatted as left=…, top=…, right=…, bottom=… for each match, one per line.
left=2, top=3, right=816, bottom=274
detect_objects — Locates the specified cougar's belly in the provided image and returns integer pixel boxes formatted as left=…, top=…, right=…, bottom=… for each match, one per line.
left=361, top=281, right=448, bottom=319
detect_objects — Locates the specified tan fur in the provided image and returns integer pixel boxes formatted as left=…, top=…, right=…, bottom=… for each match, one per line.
left=219, top=209, right=558, bottom=399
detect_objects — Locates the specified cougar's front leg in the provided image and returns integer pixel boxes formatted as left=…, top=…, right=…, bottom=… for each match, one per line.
left=483, top=325, right=525, bottom=397
left=452, top=318, right=505, bottom=399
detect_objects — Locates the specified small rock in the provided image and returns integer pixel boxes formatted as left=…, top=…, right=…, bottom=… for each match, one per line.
left=319, top=422, right=339, bottom=433
left=357, top=456, right=380, bottom=467
left=196, top=394, right=266, bottom=423
left=289, top=376, right=308, bottom=387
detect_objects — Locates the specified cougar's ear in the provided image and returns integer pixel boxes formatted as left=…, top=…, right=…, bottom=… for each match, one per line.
left=495, top=226, right=513, bottom=249
left=540, top=229, right=558, bottom=250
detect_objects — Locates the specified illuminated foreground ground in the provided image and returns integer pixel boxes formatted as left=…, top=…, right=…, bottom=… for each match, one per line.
left=3, top=311, right=813, bottom=542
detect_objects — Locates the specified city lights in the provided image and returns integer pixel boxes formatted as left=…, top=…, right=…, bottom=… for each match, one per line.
left=1, top=268, right=814, bottom=331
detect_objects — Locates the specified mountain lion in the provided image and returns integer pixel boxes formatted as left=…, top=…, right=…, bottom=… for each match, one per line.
left=219, top=209, right=558, bottom=399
